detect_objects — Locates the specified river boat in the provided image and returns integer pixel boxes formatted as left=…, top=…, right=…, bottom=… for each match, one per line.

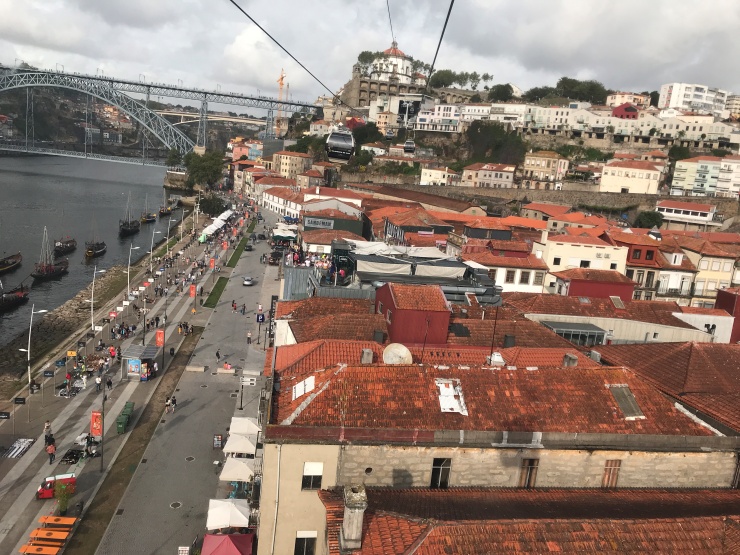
left=0, top=283, right=29, bottom=314
left=32, top=227, right=69, bottom=281
left=85, top=241, right=107, bottom=258
left=53, top=236, right=77, bottom=257
left=140, top=194, right=157, bottom=223
left=0, top=252, right=22, bottom=275
left=120, top=192, right=141, bottom=236
left=159, top=189, right=174, bottom=217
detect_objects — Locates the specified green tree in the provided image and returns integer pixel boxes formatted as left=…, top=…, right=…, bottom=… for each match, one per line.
left=649, top=91, right=660, bottom=107
left=357, top=50, right=377, bottom=75
left=183, top=150, right=224, bottom=191
left=465, top=121, right=526, bottom=165
left=429, top=69, right=456, bottom=88
left=352, top=122, right=383, bottom=149
left=633, top=211, right=664, bottom=229
left=454, top=71, right=471, bottom=88
left=523, top=86, right=559, bottom=101
left=488, top=84, right=513, bottom=102
left=166, top=148, right=182, bottom=167
left=469, top=71, right=481, bottom=90
left=668, top=145, right=691, bottom=161
left=199, top=194, right=227, bottom=216
left=481, top=73, right=493, bottom=85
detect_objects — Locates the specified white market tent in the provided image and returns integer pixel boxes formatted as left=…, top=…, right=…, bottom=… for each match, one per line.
left=223, top=434, right=258, bottom=457
left=206, top=499, right=251, bottom=530
left=219, top=457, right=255, bottom=482
left=349, top=240, right=452, bottom=259
left=230, top=417, right=261, bottom=436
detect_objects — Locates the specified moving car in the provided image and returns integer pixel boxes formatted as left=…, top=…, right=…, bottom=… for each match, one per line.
left=243, top=276, right=256, bottom=286
left=244, top=244, right=253, bottom=252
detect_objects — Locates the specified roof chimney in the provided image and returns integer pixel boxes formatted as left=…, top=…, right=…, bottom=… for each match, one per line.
left=361, top=348, right=374, bottom=364
left=339, top=484, right=368, bottom=551
left=503, top=335, right=516, bottom=348
left=562, top=353, right=578, bottom=367
left=316, top=186, right=320, bottom=195
left=589, top=350, right=602, bottom=363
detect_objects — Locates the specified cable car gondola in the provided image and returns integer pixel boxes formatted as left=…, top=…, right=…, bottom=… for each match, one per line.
left=325, top=128, right=355, bottom=164
left=403, top=139, right=416, bottom=154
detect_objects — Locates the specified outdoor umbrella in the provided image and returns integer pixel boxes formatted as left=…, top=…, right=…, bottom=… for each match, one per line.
left=206, top=499, right=251, bottom=530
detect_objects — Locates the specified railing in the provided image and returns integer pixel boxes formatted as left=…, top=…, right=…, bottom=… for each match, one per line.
left=656, top=283, right=693, bottom=297
left=0, top=143, right=166, bottom=166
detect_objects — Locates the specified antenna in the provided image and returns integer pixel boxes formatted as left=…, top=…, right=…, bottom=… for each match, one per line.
left=382, top=343, right=413, bottom=365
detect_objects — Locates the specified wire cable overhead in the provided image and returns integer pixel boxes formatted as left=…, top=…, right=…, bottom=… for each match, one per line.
left=386, top=0, right=396, bottom=45
left=425, top=0, right=455, bottom=93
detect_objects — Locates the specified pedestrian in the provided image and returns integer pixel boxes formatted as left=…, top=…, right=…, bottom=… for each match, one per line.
left=106, top=377, right=113, bottom=391
left=43, top=420, right=52, bottom=437
left=165, top=397, right=171, bottom=414
left=95, top=376, right=102, bottom=392
left=82, top=374, right=88, bottom=390
left=170, top=396, right=177, bottom=412
left=178, top=324, right=182, bottom=335
left=46, top=443, right=56, bottom=465
left=216, top=349, right=221, bottom=362
left=232, top=300, right=237, bottom=313
left=247, top=331, right=252, bottom=345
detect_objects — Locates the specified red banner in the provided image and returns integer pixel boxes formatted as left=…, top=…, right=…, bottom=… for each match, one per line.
left=190, top=284, right=196, bottom=298
left=209, top=257, right=215, bottom=269
left=109, top=311, right=117, bottom=318
left=222, top=241, right=228, bottom=250
left=232, top=228, right=237, bottom=236
left=155, top=329, right=165, bottom=347
left=91, top=410, right=102, bottom=437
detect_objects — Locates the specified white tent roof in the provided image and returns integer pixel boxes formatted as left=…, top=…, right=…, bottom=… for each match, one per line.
left=219, top=457, right=255, bottom=482
left=206, top=499, right=251, bottom=530
left=216, top=209, right=234, bottom=221
left=349, top=240, right=451, bottom=259
left=223, top=433, right=258, bottom=455
left=230, top=417, right=261, bottom=436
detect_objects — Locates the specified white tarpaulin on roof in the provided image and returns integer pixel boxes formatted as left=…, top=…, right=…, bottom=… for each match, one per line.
left=230, top=417, right=261, bottom=436
left=223, top=434, right=258, bottom=456
left=219, top=457, right=255, bottom=482
left=349, top=240, right=451, bottom=259
left=206, top=499, right=251, bottom=530
left=356, top=260, right=412, bottom=275
left=415, top=264, right=466, bottom=278
left=463, top=260, right=489, bottom=270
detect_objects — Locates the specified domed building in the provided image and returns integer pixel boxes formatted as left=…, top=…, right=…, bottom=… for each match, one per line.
left=371, top=41, right=417, bottom=85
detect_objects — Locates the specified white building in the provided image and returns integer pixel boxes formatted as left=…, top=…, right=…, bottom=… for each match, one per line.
left=308, top=120, right=330, bottom=137
left=658, top=82, right=730, bottom=115
left=599, top=160, right=662, bottom=194
left=607, top=92, right=649, bottom=108
left=532, top=233, right=628, bottom=281
left=460, top=103, right=492, bottom=122
left=420, top=166, right=460, bottom=186
left=461, top=163, right=516, bottom=188
left=671, top=156, right=722, bottom=196
left=370, top=42, right=422, bottom=85
left=488, top=103, right=529, bottom=126
left=413, top=104, right=461, bottom=133
left=656, top=200, right=720, bottom=230
left=718, top=155, right=740, bottom=197
left=727, top=95, right=740, bottom=118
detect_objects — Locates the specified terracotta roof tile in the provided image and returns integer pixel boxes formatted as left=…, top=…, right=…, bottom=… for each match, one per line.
left=274, top=150, right=313, bottom=158
left=302, top=208, right=357, bottom=220
left=371, top=187, right=482, bottom=213
left=498, top=215, right=548, bottom=230
left=657, top=199, right=715, bottom=212
left=403, top=232, right=448, bottom=247
left=447, top=317, right=576, bottom=348
left=597, top=342, right=740, bottom=432
left=300, top=229, right=365, bottom=245
left=552, top=268, right=635, bottom=284
left=461, top=252, right=549, bottom=270
left=289, top=313, right=388, bottom=344
left=275, top=297, right=373, bottom=320
left=523, top=202, right=572, bottom=216
left=500, top=347, right=601, bottom=368
left=547, top=234, right=612, bottom=246
left=385, top=208, right=452, bottom=228
left=389, top=283, right=450, bottom=312
left=272, top=364, right=713, bottom=434
left=606, top=160, right=661, bottom=171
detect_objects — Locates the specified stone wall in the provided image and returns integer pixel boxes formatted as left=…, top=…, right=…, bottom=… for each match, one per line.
left=341, top=172, right=418, bottom=186
left=338, top=444, right=737, bottom=489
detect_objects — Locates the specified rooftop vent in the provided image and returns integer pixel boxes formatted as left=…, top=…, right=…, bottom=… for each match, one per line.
left=589, top=350, right=602, bottom=363
left=435, top=378, right=468, bottom=416
left=503, top=335, right=516, bottom=348
left=578, top=297, right=591, bottom=304
left=360, top=349, right=374, bottom=364
left=487, top=352, right=505, bottom=367
left=562, top=353, right=578, bottom=367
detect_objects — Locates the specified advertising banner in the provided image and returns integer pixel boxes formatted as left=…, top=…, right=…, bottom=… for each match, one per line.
left=127, top=358, right=141, bottom=378
left=209, top=258, right=215, bottom=269
left=91, top=410, right=103, bottom=437
left=156, top=329, right=165, bottom=347
left=190, top=284, right=196, bottom=298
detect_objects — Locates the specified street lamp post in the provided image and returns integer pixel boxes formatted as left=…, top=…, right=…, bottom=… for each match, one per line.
left=19, top=305, right=48, bottom=423
left=127, top=243, right=140, bottom=301
left=149, top=228, right=162, bottom=275
left=162, top=218, right=174, bottom=373
left=90, top=266, right=106, bottom=332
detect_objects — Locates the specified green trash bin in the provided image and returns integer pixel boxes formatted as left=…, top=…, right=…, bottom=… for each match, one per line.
left=122, top=407, right=133, bottom=418
left=124, top=401, right=135, bottom=412
left=116, top=416, right=127, bottom=434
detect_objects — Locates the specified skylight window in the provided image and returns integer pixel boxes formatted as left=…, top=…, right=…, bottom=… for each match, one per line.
left=435, top=378, right=468, bottom=416
left=610, top=296, right=626, bottom=309
left=608, top=385, right=645, bottom=420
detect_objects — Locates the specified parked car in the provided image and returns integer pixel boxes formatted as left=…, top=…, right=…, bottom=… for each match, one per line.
left=257, top=233, right=267, bottom=240
left=244, top=244, right=253, bottom=252
left=243, top=276, right=256, bottom=286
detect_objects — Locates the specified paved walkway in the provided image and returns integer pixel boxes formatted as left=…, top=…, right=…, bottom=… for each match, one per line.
left=0, top=203, right=267, bottom=554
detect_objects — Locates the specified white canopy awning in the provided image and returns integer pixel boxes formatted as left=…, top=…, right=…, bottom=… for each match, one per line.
left=223, top=433, right=258, bottom=456
left=219, top=457, right=255, bottom=482
left=230, top=417, right=261, bottom=436
left=206, top=499, right=251, bottom=530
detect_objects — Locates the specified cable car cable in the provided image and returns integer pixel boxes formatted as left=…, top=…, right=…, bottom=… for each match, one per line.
left=386, top=0, right=396, bottom=45
left=424, top=0, right=455, bottom=94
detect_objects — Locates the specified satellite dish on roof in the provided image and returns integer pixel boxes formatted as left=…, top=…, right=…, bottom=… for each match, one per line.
left=382, top=343, right=413, bottom=365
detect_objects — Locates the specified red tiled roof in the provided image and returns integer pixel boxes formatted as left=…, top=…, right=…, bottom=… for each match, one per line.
left=462, top=162, right=516, bottom=172
left=552, top=268, right=635, bottom=284
left=289, top=313, right=388, bottom=344
left=388, top=283, right=450, bottom=312
left=311, top=188, right=367, bottom=201
left=299, top=169, right=323, bottom=178
left=523, top=202, right=571, bottom=216
left=461, top=252, right=549, bottom=270
left=606, top=160, right=660, bottom=171
left=678, top=306, right=731, bottom=317
left=259, top=177, right=297, bottom=187
left=462, top=239, right=531, bottom=254
left=553, top=212, right=610, bottom=226
left=500, top=347, right=600, bottom=368
left=607, top=231, right=662, bottom=246
left=597, top=342, right=740, bottom=432
left=275, top=297, right=373, bottom=320
left=385, top=208, right=451, bottom=228
left=300, top=229, right=364, bottom=245
left=403, top=232, right=447, bottom=247
left=526, top=150, right=563, bottom=159
left=657, top=199, right=714, bottom=212
left=679, top=156, right=722, bottom=163
left=645, top=149, right=669, bottom=158
left=371, top=187, right=481, bottom=213
left=274, top=150, right=313, bottom=158
left=671, top=235, right=735, bottom=257
left=446, top=318, right=581, bottom=348
left=313, top=161, right=335, bottom=167
left=547, top=234, right=612, bottom=246
left=504, top=293, right=698, bottom=330
left=302, top=208, right=356, bottom=220
left=272, top=364, right=713, bottom=435
left=499, top=215, right=548, bottom=230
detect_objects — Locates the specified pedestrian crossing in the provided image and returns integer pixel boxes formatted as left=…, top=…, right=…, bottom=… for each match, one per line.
left=2, top=438, right=35, bottom=458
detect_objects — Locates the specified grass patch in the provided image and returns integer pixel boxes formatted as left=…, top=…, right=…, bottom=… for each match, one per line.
left=246, top=218, right=257, bottom=233
left=203, top=277, right=228, bottom=308
left=227, top=237, right=249, bottom=268
left=154, top=236, right=179, bottom=258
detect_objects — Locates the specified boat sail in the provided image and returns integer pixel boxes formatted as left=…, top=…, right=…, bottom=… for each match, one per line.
left=31, top=227, right=69, bottom=281
left=120, top=192, right=141, bottom=236
left=140, top=193, right=157, bottom=223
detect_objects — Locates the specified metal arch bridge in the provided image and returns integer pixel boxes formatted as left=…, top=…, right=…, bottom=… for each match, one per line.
left=0, top=69, right=317, bottom=162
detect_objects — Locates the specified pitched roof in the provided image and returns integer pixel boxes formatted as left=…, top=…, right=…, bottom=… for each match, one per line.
left=597, top=342, right=740, bottom=432
left=463, top=162, right=516, bottom=172
left=523, top=202, right=571, bottom=216
left=276, top=297, right=373, bottom=320
left=320, top=488, right=740, bottom=555
left=552, top=268, right=635, bottom=284
left=547, top=234, right=612, bottom=246
left=302, top=208, right=356, bottom=220
left=446, top=318, right=586, bottom=348
left=605, top=160, right=660, bottom=171
left=500, top=347, right=600, bottom=368
left=671, top=235, right=735, bottom=258
left=298, top=169, right=323, bottom=178
left=645, top=149, right=669, bottom=158
left=385, top=208, right=452, bottom=229
left=679, top=156, right=723, bottom=163
left=388, top=283, right=450, bottom=312
left=526, top=150, right=562, bottom=159
left=371, top=187, right=482, bottom=213
left=504, top=293, right=699, bottom=330
left=657, top=199, right=714, bottom=212
left=274, top=150, right=313, bottom=158
left=272, top=364, right=713, bottom=435
left=403, top=232, right=448, bottom=247
left=300, top=229, right=365, bottom=245
left=461, top=252, right=549, bottom=270
left=259, top=177, right=297, bottom=187
left=289, top=313, right=388, bottom=344
left=499, top=215, right=548, bottom=230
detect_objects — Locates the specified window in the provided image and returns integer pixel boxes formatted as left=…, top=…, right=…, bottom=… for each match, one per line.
left=579, top=260, right=590, bottom=268
left=602, top=460, right=621, bottom=489
left=386, top=309, right=392, bottom=323
left=610, top=263, right=617, bottom=270
left=431, top=458, right=451, bottom=489
left=645, top=250, right=654, bottom=260
left=505, top=270, right=516, bottom=283
left=723, top=262, right=732, bottom=272
left=519, top=459, right=538, bottom=488
left=695, top=280, right=705, bottom=295
left=488, top=269, right=497, bottom=281
left=644, top=292, right=653, bottom=300
left=699, top=260, right=708, bottom=270
left=707, top=281, right=717, bottom=291
left=632, top=249, right=642, bottom=259
left=625, top=269, right=634, bottom=279
left=553, top=257, right=561, bottom=266
left=377, top=301, right=383, bottom=315
left=712, top=261, right=721, bottom=271
left=636, top=270, right=644, bottom=285
left=295, top=533, right=317, bottom=555
left=519, top=271, right=531, bottom=284
left=301, top=462, right=323, bottom=490
left=633, top=291, right=642, bottom=300
left=533, top=272, right=545, bottom=286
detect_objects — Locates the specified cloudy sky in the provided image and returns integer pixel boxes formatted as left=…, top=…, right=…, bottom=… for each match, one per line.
left=2, top=0, right=740, bottom=107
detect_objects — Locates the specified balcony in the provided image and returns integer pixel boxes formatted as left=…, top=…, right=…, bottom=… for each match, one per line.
left=656, top=281, right=693, bottom=297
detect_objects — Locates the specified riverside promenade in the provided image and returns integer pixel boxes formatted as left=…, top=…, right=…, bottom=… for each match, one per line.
left=0, top=201, right=279, bottom=554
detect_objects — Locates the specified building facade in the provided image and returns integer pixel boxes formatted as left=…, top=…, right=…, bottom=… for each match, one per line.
left=273, top=150, right=313, bottom=180
left=522, top=151, right=569, bottom=190
left=461, top=163, right=516, bottom=188
left=599, top=160, right=661, bottom=194
left=658, top=82, right=730, bottom=115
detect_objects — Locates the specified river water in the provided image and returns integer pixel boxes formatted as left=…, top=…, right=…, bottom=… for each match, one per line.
left=0, top=156, right=180, bottom=347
